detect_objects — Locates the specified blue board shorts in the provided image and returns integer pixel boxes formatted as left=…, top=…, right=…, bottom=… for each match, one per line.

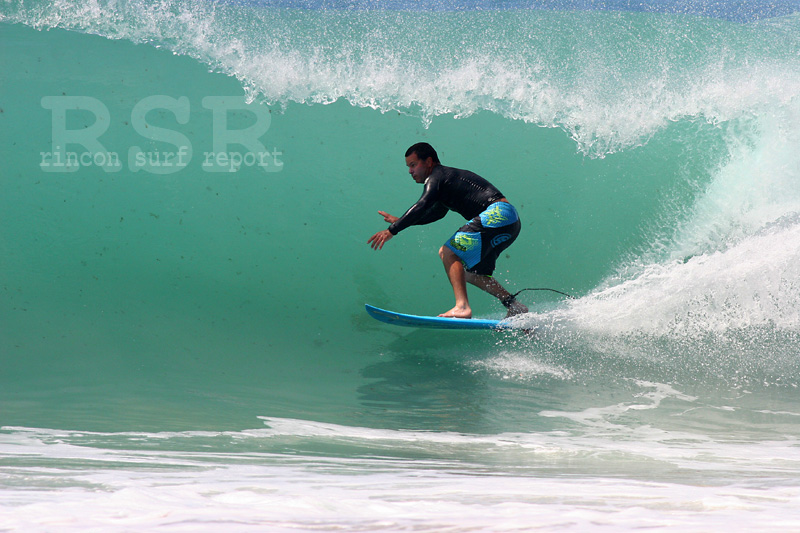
left=444, top=201, right=521, bottom=276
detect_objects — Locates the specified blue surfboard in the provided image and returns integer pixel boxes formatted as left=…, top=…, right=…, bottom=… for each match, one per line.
left=365, top=304, right=513, bottom=330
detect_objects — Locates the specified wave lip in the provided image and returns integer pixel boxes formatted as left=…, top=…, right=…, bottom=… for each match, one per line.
left=5, top=1, right=800, bottom=157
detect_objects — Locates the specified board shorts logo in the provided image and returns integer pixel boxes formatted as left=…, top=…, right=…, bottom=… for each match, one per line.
left=491, top=233, right=511, bottom=247
left=450, top=234, right=479, bottom=252
left=480, top=202, right=519, bottom=228
left=481, top=204, right=509, bottom=227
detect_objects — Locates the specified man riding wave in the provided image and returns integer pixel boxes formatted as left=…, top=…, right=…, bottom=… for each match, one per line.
left=368, top=142, right=528, bottom=319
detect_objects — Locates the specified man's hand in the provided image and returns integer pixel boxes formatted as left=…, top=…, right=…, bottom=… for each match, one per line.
left=368, top=229, right=393, bottom=250
left=368, top=211, right=398, bottom=250
left=378, top=211, right=398, bottom=224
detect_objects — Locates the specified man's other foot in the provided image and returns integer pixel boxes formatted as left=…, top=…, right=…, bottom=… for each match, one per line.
left=505, top=300, right=528, bottom=317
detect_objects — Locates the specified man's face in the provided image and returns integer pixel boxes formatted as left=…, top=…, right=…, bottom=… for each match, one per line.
left=405, top=153, right=434, bottom=184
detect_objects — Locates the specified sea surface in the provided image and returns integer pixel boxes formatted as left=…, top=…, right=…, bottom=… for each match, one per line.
left=3, top=0, right=800, bottom=530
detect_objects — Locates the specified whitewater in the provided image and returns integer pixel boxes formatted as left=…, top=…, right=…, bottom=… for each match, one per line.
left=2, top=0, right=800, bottom=530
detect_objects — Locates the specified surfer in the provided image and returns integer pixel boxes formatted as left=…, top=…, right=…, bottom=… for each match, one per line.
left=368, top=142, right=528, bottom=319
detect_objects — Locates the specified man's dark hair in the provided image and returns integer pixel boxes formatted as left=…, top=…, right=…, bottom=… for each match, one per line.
left=405, top=142, right=440, bottom=164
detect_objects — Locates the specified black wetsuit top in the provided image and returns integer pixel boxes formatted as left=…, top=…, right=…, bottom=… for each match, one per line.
left=388, top=165, right=506, bottom=235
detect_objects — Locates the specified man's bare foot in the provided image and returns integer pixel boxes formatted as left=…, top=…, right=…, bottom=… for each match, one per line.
left=438, top=306, right=472, bottom=319
left=505, top=300, right=528, bottom=317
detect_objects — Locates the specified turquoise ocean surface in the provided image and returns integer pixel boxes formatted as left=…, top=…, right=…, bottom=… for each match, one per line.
left=3, top=0, right=800, bottom=530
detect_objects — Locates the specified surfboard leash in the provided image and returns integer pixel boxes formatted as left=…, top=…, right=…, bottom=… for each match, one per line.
left=510, top=288, right=576, bottom=300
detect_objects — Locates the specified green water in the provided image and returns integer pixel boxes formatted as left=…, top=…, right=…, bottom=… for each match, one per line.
left=0, top=22, right=733, bottom=433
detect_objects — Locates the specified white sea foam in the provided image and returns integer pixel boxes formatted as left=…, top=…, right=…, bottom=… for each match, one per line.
left=549, top=92, right=800, bottom=337
left=3, top=414, right=800, bottom=532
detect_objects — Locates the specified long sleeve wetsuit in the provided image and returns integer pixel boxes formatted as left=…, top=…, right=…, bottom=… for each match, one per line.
left=387, top=165, right=506, bottom=235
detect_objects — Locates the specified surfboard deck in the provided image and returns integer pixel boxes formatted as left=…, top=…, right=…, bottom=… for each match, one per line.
left=365, top=304, right=513, bottom=330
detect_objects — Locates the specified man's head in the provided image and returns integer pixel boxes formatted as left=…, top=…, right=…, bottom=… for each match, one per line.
left=405, top=142, right=439, bottom=183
